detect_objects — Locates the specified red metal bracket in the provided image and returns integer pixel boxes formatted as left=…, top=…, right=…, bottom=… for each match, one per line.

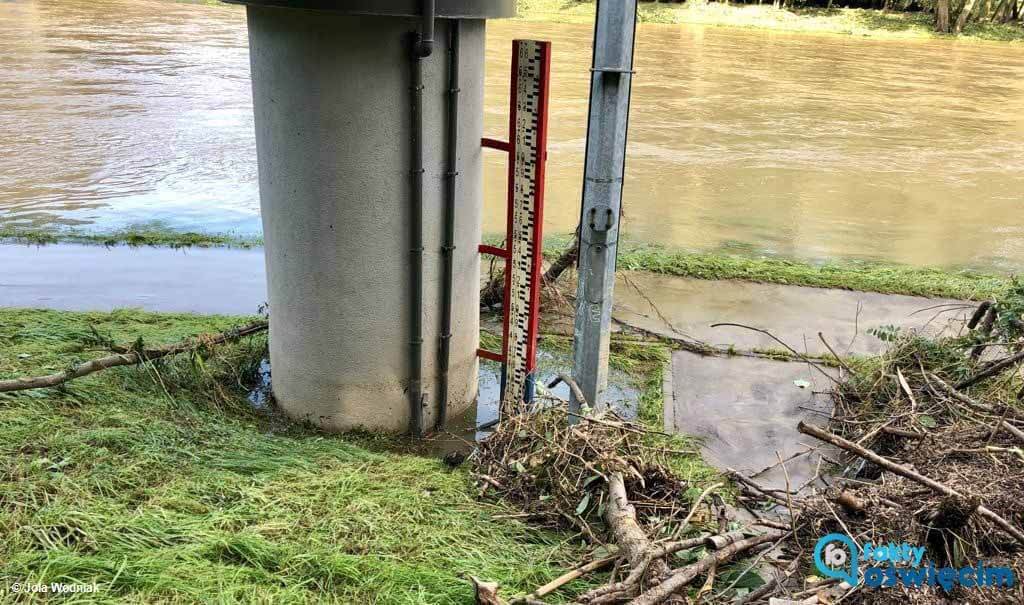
left=481, top=137, right=511, bottom=152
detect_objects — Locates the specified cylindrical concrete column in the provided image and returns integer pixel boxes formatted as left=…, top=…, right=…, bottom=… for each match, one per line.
left=239, top=3, right=508, bottom=433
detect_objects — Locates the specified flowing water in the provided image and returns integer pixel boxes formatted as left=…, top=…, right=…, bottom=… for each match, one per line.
left=2, top=0, right=1023, bottom=270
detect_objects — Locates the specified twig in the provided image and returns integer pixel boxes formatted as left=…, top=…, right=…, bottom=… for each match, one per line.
left=1000, top=420, right=1024, bottom=445
left=734, top=558, right=799, bottom=605
left=817, top=332, right=853, bottom=374
left=0, top=321, right=268, bottom=393
left=710, top=323, right=840, bottom=385
left=798, top=421, right=1024, bottom=545
left=670, top=482, right=723, bottom=540
left=896, top=368, right=918, bottom=411
left=521, top=555, right=617, bottom=601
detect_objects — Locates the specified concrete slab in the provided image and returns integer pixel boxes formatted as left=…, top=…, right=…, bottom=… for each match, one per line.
left=669, top=351, right=838, bottom=492
left=616, top=272, right=969, bottom=357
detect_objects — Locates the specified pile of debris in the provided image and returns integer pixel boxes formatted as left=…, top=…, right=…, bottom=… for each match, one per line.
left=788, top=321, right=1024, bottom=603
left=471, top=288, right=1024, bottom=604
left=472, top=391, right=787, bottom=605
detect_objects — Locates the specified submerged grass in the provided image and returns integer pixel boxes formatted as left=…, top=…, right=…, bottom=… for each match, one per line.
left=613, top=242, right=1009, bottom=301
left=0, top=223, right=262, bottom=249
left=487, top=234, right=1011, bottom=300
left=0, top=308, right=604, bottom=603
left=516, top=1, right=1024, bottom=43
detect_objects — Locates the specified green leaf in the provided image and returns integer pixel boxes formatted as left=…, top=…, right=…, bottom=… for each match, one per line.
left=919, top=415, right=937, bottom=428
left=719, top=567, right=765, bottom=590
left=575, top=493, right=591, bottom=516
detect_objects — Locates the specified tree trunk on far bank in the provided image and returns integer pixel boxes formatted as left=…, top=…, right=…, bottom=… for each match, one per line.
left=954, top=0, right=979, bottom=32
left=936, top=0, right=952, bottom=31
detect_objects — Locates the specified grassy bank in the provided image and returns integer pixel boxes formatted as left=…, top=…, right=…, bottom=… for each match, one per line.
left=0, top=308, right=708, bottom=602
left=0, top=224, right=262, bottom=249
left=0, top=309, right=593, bottom=602
left=612, top=243, right=1010, bottom=300
left=4, top=224, right=1008, bottom=299
left=517, top=1, right=1024, bottom=42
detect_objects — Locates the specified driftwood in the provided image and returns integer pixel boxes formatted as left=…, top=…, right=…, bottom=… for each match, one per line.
left=798, top=421, right=1024, bottom=545
left=0, top=321, right=268, bottom=393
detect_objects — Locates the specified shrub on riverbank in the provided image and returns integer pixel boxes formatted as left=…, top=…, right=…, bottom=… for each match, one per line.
left=516, top=1, right=1024, bottom=43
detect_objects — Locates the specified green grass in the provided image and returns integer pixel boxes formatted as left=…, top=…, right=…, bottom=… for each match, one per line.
left=9, top=220, right=1002, bottom=299
left=0, top=223, right=262, bottom=249
left=488, top=233, right=1010, bottom=299
left=516, top=1, right=1024, bottom=43
left=0, top=308, right=604, bottom=603
left=613, top=242, right=1009, bottom=300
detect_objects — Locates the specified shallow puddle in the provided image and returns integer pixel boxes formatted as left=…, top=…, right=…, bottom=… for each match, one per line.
left=246, top=346, right=641, bottom=458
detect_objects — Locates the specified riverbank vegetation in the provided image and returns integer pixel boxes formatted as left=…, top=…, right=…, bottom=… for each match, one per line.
left=3, top=222, right=1009, bottom=300
left=613, top=242, right=1010, bottom=300
left=517, top=0, right=1024, bottom=42
left=0, top=308, right=711, bottom=602
left=0, top=224, right=262, bottom=249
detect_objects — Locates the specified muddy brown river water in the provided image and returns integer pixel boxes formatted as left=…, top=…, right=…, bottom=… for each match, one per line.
left=1, top=0, right=1023, bottom=270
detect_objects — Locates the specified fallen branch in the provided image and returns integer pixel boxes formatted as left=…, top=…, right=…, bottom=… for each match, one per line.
left=613, top=316, right=833, bottom=365
left=798, top=421, right=1024, bottom=545
left=605, top=472, right=673, bottom=581
left=625, top=531, right=783, bottom=605
left=956, top=349, right=1024, bottom=390
left=930, top=373, right=1023, bottom=421
left=0, top=321, right=268, bottom=393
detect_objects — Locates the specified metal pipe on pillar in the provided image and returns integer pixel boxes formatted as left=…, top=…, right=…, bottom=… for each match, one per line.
left=437, top=20, right=461, bottom=431
left=230, top=0, right=513, bottom=434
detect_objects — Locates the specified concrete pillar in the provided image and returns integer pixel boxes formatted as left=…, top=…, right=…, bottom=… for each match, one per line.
left=240, top=3, right=508, bottom=433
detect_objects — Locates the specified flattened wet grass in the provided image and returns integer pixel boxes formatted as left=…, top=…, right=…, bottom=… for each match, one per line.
left=0, top=309, right=595, bottom=603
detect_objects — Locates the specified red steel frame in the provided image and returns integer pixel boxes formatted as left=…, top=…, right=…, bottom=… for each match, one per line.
left=477, top=40, right=551, bottom=395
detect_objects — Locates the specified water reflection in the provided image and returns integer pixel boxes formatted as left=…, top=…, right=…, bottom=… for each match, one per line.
left=1, top=1, right=1022, bottom=270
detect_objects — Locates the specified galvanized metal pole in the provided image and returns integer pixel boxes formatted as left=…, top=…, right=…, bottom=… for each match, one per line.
left=571, top=0, right=637, bottom=416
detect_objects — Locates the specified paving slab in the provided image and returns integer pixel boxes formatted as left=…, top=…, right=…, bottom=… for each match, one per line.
left=616, top=271, right=969, bottom=356
left=668, top=351, right=838, bottom=492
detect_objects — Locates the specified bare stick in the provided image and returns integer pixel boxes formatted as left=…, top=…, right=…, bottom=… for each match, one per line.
left=0, top=321, right=268, bottom=393
left=817, top=332, right=853, bottom=374
left=606, top=472, right=672, bottom=577
left=930, top=373, right=1023, bottom=421
left=1000, top=420, right=1024, bottom=445
left=575, top=473, right=676, bottom=603
left=798, top=421, right=1024, bottom=545
left=956, top=349, right=1024, bottom=390
left=522, top=555, right=617, bottom=600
